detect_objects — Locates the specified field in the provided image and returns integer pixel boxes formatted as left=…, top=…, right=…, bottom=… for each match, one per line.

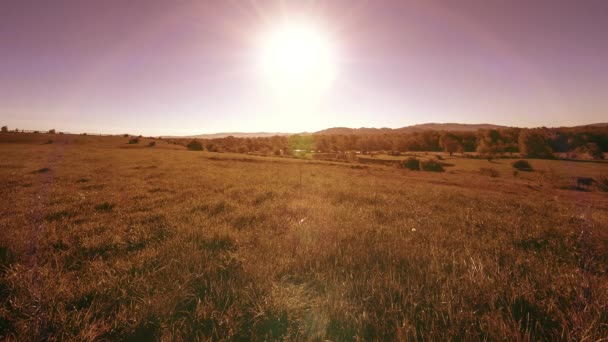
left=1, top=133, right=607, bottom=340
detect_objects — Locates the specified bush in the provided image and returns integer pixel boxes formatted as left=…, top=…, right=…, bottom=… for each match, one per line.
left=94, top=202, right=114, bottom=212
left=187, top=140, right=203, bottom=151
left=128, top=138, right=140, bottom=144
left=48, top=129, right=56, bottom=134
left=148, top=141, right=156, bottom=147
left=512, top=160, right=533, bottom=171
left=421, top=159, right=445, bottom=172
left=480, top=167, right=499, bottom=177
left=1, top=125, right=7, bottom=132
left=435, top=155, right=444, bottom=160
left=598, top=175, right=608, bottom=192
left=400, top=157, right=420, bottom=170
left=586, top=143, right=604, bottom=160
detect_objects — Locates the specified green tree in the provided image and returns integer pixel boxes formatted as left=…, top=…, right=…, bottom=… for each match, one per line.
left=586, top=143, right=604, bottom=160
left=439, top=133, right=462, bottom=156
left=187, top=140, right=203, bottom=151
left=518, top=130, right=553, bottom=158
left=476, top=130, right=504, bottom=156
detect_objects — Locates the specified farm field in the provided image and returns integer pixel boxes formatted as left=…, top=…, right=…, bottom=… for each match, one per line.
left=1, top=134, right=607, bottom=340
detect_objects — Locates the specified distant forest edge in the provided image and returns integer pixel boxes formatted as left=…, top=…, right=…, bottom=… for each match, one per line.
left=1, top=124, right=607, bottom=159
left=170, top=126, right=608, bottom=160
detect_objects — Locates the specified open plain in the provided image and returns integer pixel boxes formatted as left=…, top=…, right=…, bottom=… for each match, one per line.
left=1, top=133, right=607, bottom=340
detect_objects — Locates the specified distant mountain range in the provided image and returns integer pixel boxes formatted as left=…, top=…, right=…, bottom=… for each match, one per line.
left=313, top=123, right=510, bottom=135
left=573, top=122, right=608, bottom=128
left=177, top=122, right=607, bottom=138
left=172, top=132, right=293, bottom=139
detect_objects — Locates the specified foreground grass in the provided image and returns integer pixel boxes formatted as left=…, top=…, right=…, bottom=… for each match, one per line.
left=0, top=140, right=607, bottom=340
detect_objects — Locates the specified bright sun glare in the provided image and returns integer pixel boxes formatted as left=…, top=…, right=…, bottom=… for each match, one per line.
left=258, top=22, right=337, bottom=95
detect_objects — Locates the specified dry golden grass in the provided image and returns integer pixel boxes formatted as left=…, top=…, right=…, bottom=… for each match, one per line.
left=1, top=134, right=607, bottom=340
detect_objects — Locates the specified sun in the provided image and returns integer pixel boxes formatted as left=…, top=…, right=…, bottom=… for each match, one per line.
left=257, top=21, right=337, bottom=95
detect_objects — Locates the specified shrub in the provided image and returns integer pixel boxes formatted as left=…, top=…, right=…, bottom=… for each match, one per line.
left=400, top=157, right=420, bottom=170
left=128, top=138, right=140, bottom=144
left=586, top=143, right=604, bottom=160
left=421, top=159, right=445, bottom=172
left=1, top=125, right=8, bottom=132
left=435, top=155, right=444, bottom=160
left=44, top=139, right=53, bottom=145
left=148, top=141, right=156, bottom=147
left=480, top=167, right=500, bottom=177
left=94, top=202, right=114, bottom=212
left=512, top=159, right=533, bottom=171
left=48, top=129, right=56, bottom=134
left=598, top=175, right=608, bottom=192
left=187, top=140, right=203, bottom=151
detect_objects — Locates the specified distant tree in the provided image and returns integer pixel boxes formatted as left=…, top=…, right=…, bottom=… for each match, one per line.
left=421, top=159, right=445, bottom=172
left=316, top=136, right=331, bottom=152
left=400, top=157, right=420, bottom=170
left=206, top=142, right=219, bottom=152
left=518, top=130, right=553, bottom=158
left=48, top=129, right=56, bottom=134
left=288, top=134, right=314, bottom=151
left=476, top=130, right=504, bottom=156
left=512, top=159, right=533, bottom=171
left=1, top=126, right=7, bottom=133
left=439, top=133, right=461, bottom=156
left=585, top=143, right=604, bottom=160
left=187, top=140, right=203, bottom=151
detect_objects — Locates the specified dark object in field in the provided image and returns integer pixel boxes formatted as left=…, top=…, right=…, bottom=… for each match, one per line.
left=33, top=167, right=50, bottom=173
left=512, top=160, right=533, bottom=171
left=597, top=175, right=608, bottom=192
left=480, top=167, right=500, bottom=177
left=187, top=140, right=203, bottom=151
left=400, top=157, right=420, bottom=170
left=148, top=141, right=156, bottom=147
left=128, top=138, right=140, bottom=144
left=94, top=202, right=115, bottom=212
left=576, top=177, right=594, bottom=189
left=421, top=159, right=445, bottom=172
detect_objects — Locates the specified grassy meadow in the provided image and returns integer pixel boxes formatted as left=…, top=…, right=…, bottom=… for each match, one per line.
left=1, top=133, right=607, bottom=340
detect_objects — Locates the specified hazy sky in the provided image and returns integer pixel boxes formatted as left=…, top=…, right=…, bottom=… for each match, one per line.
left=1, top=0, right=607, bottom=135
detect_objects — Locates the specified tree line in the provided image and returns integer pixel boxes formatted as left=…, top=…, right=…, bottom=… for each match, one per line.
left=169, top=126, right=607, bottom=159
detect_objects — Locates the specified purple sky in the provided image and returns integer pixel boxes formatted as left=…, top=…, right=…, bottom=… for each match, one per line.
left=1, top=0, right=607, bottom=135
